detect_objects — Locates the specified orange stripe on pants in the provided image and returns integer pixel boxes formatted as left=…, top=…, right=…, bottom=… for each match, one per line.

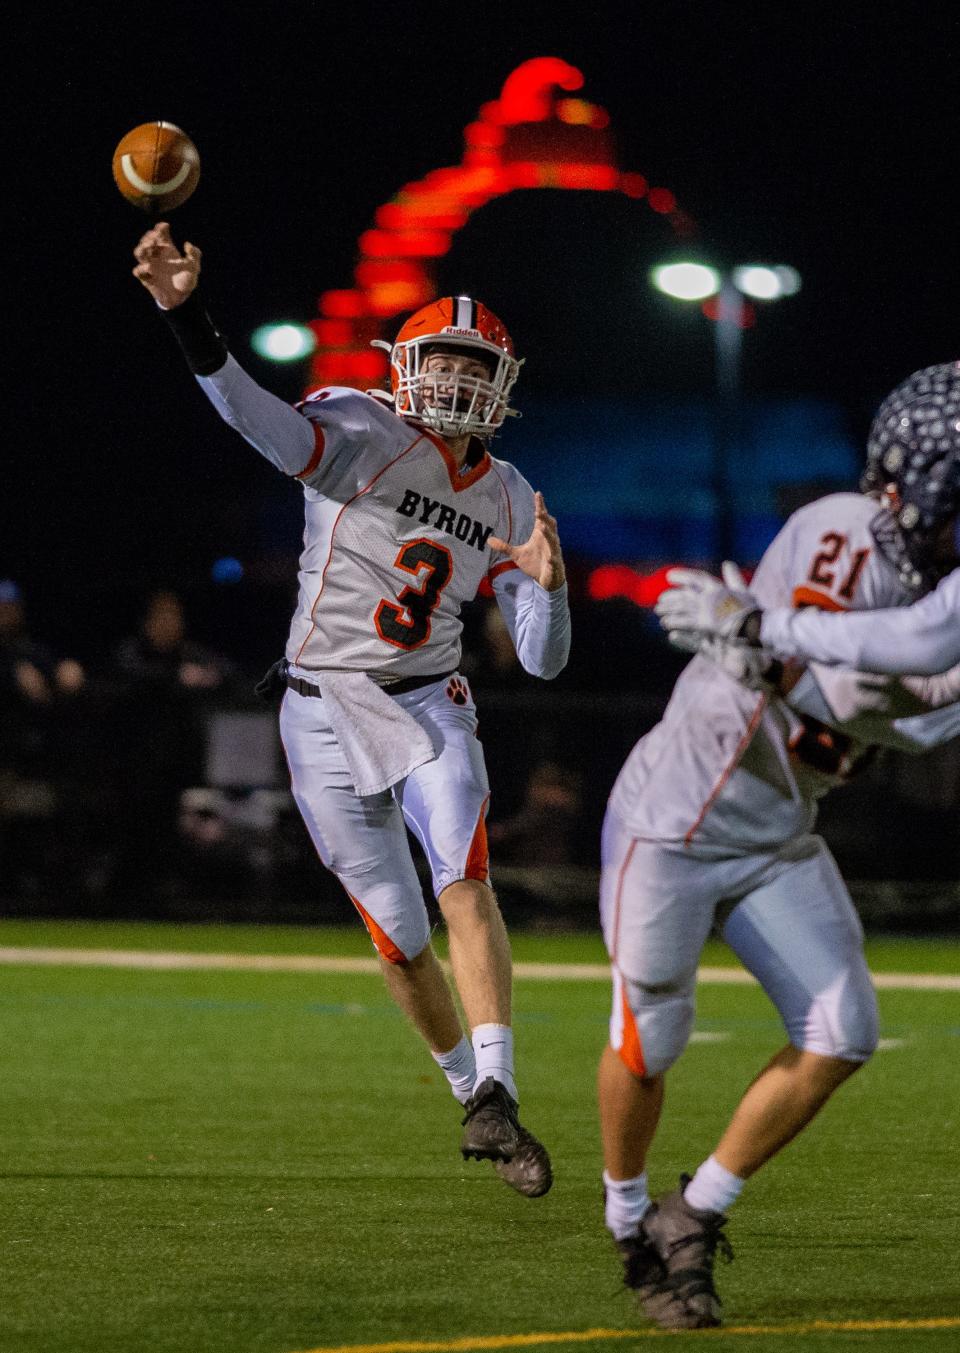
left=348, top=893, right=408, bottom=965
left=465, top=794, right=490, bottom=882
left=618, top=985, right=647, bottom=1077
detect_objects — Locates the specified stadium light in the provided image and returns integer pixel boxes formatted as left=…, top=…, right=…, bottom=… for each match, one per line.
left=732, top=264, right=803, bottom=301
left=650, top=258, right=802, bottom=565
left=653, top=262, right=802, bottom=305
left=251, top=323, right=317, bottom=363
left=650, top=261, right=721, bottom=302
left=732, top=265, right=782, bottom=300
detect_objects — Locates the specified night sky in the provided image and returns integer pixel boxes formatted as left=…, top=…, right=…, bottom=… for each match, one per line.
left=6, top=5, right=959, bottom=657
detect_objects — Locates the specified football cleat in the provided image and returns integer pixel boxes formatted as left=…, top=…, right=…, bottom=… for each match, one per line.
left=614, top=1225, right=694, bottom=1329
left=493, top=1125, right=553, bottom=1198
left=640, top=1175, right=734, bottom=1328
left=460, top=1077, right=553, bottom=1197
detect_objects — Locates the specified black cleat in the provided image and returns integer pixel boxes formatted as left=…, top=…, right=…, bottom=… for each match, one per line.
left=461, top=1077, right=520, bottom=1160
left=614, top=1223, right=694, bottom=1329
left=640, top=1174, right=733, bottom=1328
left=493, top=1125, right=553, bottom=1197
left=460, top=1077, right=552, bottom=1197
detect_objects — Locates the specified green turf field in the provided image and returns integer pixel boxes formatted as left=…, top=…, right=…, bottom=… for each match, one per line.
left=0, top=920, right=958, bottom=1353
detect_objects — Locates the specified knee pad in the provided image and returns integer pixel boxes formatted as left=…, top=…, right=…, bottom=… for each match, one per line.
left=344, top=880, right=431, bottom=966
left=610, top=969, right=696, bottom=1077
left=794, top=968, right=880, bottom=1062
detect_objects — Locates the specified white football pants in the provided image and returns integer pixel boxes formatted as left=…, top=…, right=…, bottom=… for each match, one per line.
left=600, top=807, right=879, bottom=1075
left=280, top=674, right=490, bottom=962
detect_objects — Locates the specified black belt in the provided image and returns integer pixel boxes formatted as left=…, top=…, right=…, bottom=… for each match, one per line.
left=286, top=669, right=452, bottom=698
left=256, top=659, right=453, bottom=703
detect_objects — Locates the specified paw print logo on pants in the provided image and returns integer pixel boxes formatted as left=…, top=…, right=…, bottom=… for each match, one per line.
left=446, top=676, right=469, bottom=706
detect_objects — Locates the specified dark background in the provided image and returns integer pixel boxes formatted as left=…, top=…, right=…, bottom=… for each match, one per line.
left=3, top=4, right=959, bottom=918
left=7, top=5, right=959, bottom=611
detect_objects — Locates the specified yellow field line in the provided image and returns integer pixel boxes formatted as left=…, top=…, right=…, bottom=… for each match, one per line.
left=292, top=1317, right=960, bottom=1353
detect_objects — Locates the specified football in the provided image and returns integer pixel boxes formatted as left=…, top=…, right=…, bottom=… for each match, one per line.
left=112, top=121, right=200, bottom=212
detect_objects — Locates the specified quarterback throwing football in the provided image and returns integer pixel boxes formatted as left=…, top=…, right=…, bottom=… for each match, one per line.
left=133, top=222, right=570, bottom=1198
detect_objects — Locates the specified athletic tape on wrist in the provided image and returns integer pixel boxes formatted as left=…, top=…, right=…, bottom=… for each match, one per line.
left=159, top=290, right=228, bottom=376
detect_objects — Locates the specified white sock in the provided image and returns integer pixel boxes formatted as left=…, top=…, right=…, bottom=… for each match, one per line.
left=431, top=1036, right=477, bottom=1105
left=471, top=1023, right=517, bottom=1101
left=683, top=1155, right=745, bottom=1214
left=603, top=1169, right=651, bottom=1241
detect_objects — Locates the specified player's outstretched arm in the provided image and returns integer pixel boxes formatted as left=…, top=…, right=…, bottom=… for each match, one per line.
left=757, top=571, right=960, bottom=675
left=132, top=221, right=227, bottom=379
left=659, top=558, right=960, bottom=679
left=132, top=224, right=316, bottom=474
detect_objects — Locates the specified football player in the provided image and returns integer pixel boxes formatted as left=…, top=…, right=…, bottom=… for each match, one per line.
left=656, top=364, right=960, bottom=682
left=600, top=364, right=960, bottom=1327
left=132, top=222, right=570, bottom=1198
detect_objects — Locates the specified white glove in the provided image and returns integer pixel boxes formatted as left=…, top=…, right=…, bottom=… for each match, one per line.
left=655, top=561, right=760, bottom=642
left=692, top=635, right=779, bottom=691
left=662, top=623, right=779, bottom=693
left=813, top=668, right=895, bottom=723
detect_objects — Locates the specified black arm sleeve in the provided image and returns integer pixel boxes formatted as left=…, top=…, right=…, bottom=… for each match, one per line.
left=158, top=290, right=229, bottom=376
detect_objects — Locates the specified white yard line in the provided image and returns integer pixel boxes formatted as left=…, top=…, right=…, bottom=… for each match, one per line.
left=0, top=946, right=957, bottom=990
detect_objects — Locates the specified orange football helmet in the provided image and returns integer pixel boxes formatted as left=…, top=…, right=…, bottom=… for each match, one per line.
left=375, top=296, right=522, bottom=439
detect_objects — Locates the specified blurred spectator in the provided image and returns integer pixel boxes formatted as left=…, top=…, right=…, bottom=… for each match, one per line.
left=0, top=579, right=87, bottom=897
left=488, top=760, right=584, bottom=866
left=0, top=578, right=86, bottom=709
left=107, top=589, right=236, bottom=904
left=113, top=589, right=232, bottom=693
left=173, top=786, right=320, bottom=911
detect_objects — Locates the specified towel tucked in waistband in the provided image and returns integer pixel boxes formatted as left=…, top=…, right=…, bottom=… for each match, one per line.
left=314, top=671, right=438, bottom=797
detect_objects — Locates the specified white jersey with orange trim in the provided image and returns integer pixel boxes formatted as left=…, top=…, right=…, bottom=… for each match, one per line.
left=608, top=493, right=923, bottom=851
left=197, top=356, right=570, bottom=683
left=759, top=556, right=960, bottom=677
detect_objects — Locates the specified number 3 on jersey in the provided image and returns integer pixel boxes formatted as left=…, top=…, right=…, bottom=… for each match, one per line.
left=375, top=538, right=453, bottom=650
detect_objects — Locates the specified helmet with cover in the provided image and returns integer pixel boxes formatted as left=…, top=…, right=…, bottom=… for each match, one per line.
left=861, top=361, right=960, bottom=591
left=376, top=296, right=522, bottom=439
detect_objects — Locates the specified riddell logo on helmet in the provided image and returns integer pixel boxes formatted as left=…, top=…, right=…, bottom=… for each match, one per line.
left=440, top=326, right=482, bottom=339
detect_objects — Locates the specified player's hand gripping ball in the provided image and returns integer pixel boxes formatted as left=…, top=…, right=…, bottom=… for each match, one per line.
left=112, top=122, right=200, bottom=212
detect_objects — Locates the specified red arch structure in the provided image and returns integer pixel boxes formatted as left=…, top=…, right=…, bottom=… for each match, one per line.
left=305, top=57, right=697, bottom=394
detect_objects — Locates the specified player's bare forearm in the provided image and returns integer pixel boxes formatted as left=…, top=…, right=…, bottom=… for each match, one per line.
left=133, top=221, right=201, bottom=310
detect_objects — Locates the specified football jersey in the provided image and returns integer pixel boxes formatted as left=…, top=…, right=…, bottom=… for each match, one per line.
left=196, top=358, right=568, bottom=684
left=286, top=387, right=534, bottom=680
left=609, top=493, right=914, bottom=850
left=760, top=554, right=960, bottom=676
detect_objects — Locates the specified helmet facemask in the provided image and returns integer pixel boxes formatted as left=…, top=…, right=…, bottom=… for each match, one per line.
left=394, top=337, right=520, bottom=439
left=375, top=297, right=523, bottom=441
left=862, top=362, right=960, bottom=593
